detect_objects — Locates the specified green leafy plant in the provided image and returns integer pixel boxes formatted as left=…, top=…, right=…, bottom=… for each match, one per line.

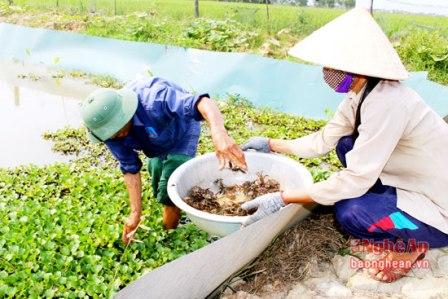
left=0, top=127, right=208, bottom=298
left=0, top=2, right=24, bottom=16
left=0, top=94, right=340, bottom=297
left=89, top=74, right=124, bottom=89
left=395, top=29, right=448, bottom=84
left=185, top=18, right=259, bottom=52
left=3, top=3, right=448, bottom=86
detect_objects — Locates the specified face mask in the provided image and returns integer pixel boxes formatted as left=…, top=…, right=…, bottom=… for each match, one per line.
left=323, top=68, right=354, bottom=93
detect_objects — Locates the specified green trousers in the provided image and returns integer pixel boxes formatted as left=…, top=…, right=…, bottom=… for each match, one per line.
left=147, top=154, right=192, bottom=206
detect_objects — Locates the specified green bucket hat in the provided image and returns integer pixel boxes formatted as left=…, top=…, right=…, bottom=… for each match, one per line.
left=81, top=88, right=138, bottom=143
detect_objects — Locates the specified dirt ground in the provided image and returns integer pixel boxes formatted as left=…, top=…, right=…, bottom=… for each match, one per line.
left=220, top=206, right=348, bottom=297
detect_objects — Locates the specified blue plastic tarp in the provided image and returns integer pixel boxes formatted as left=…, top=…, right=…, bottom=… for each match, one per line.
left=2, top=22, right=447, bottom=119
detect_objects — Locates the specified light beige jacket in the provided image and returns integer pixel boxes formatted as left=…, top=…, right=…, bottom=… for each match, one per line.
left=289, top=80, right=448, bottom=234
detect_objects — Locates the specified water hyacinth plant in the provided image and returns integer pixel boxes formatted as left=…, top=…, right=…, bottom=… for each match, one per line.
left=0, top=95, right=340, bottom=297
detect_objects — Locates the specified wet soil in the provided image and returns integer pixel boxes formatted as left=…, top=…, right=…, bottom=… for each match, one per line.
left=183, top=173, right=280, bottom=216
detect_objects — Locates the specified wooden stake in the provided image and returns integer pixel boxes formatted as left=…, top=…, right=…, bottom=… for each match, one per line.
left=265, top=0, right=271, bottom=33
left=194, top=0, right=199, bottom=18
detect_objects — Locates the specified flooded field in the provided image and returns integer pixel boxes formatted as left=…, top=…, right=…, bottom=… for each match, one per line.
left=0, top=81, right=82, bottom=167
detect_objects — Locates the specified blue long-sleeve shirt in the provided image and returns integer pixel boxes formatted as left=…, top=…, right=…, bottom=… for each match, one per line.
left=105, top=77, right=208, bottom=174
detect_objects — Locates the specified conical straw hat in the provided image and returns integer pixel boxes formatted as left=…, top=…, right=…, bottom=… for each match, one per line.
left=288, top=8, right=408, bottom=80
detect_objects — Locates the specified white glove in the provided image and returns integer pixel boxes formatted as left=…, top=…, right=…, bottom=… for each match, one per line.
left=241, top=137, right=271, bottom=153
left=241, top=192, right=285, bottom=226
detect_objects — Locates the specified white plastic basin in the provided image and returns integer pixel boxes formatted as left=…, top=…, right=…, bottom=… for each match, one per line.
left=167, top=152, right=313, bottom=236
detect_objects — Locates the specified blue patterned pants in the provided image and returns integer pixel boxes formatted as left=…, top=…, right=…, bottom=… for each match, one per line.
left=333, top=136, right=448, bottom=249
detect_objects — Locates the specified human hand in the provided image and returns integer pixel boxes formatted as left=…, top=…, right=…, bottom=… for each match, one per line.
left=211, top=129, right=247, bottom=171
left=241, top=137, right=271, bottom=153
left=122, top=213, right=141, bottom=245
left=241, top=192, right=285, bottom=226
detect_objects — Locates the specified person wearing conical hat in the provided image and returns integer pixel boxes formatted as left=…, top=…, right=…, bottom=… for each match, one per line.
left=241, top=8, right=448, bottom=282
left=81, top=76, right=247, bottom=245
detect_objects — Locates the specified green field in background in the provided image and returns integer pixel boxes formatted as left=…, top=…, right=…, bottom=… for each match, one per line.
left=7, top=0, right=448, bottom=35
left=2, top=0, right=448, bottom=83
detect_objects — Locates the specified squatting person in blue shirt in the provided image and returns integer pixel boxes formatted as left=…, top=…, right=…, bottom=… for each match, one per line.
left=81, top=76, right=247, bottom=244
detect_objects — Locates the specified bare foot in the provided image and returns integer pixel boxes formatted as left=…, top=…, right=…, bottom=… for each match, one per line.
left=367, top=249, right=426, bottom=283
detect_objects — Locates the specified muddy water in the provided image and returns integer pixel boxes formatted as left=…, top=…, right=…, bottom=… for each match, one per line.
left=0, top=81, right=82, bottom=168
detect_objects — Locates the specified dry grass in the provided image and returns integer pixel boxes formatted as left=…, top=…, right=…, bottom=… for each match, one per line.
left=223, top=207, right=348, bottom=296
